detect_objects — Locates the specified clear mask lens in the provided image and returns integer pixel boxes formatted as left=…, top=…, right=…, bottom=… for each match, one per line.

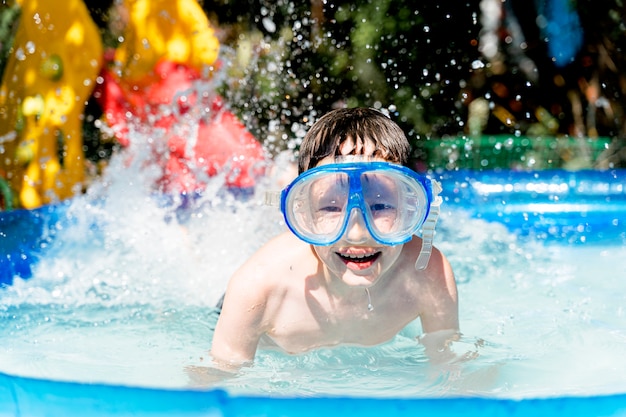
left=287, top=172, right=350, bottom=243
left=281, top=162, right=433, bottom=246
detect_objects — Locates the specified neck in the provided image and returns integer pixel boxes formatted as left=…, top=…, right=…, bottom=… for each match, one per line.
left=319, top=265, right=386, bottom=308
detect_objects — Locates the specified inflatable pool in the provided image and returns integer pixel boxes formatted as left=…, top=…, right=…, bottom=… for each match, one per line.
left=1, top=168, right=625, bottom=416
left=2, top=371, right=626, bottom=417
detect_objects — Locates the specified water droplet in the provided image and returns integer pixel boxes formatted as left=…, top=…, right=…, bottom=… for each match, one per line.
left=15, top=48, right=26, bottom=61
left=25, top=41, right=36, bottom=54
left=262, top=17, right=276, bottom=33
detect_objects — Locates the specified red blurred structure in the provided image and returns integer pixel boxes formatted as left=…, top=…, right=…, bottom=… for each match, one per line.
left=95, top=58, right=266, bottom=194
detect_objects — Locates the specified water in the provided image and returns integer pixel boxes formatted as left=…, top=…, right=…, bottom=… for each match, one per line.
left=1, top=141, right=625, bottom=399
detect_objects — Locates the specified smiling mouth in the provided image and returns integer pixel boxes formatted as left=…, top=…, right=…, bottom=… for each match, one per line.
left=336, top=251, right=381, bottom=264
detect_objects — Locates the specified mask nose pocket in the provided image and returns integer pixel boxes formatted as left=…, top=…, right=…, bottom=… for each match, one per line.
left=343, top=207, right=370, bottom=244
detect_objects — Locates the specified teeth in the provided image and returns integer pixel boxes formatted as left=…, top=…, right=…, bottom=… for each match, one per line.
left=343, top=253, right=374, bottom=259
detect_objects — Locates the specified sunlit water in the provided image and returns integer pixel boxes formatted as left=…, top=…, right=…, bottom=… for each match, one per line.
left=1, top=111, right=626, bottom=401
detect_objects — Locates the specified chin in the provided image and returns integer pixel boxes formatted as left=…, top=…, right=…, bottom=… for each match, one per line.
left=340, top=271, right=380, bottom=287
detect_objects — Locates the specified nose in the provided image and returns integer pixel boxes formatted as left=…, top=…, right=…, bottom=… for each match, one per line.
left=343, top=207, right=370, bottom=244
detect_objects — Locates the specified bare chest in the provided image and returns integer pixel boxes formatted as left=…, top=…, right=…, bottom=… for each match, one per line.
left=263, top=295, right=419, bottom=354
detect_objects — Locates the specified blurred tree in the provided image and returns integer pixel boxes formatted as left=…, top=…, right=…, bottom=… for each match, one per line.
left=575, top=0, right=626, bottom=141
left=205, top=0, right=624, bottom=166
left=205, top=0, right=482, bottom=157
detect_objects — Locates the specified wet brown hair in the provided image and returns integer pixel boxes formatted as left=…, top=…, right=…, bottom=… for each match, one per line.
left=297, top=108, right=411, bottom=174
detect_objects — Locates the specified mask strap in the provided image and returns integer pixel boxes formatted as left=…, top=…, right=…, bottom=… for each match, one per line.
left=415, top=179, right=442, bottom=270
left=264, top=190, right=281, bottom=207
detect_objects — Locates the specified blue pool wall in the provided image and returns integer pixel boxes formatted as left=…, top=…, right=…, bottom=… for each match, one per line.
left=1, top=168, right=625, bottom=416
left=438, top=169, right=625, bottom=243
left=2, top=371, right=626, bottom=417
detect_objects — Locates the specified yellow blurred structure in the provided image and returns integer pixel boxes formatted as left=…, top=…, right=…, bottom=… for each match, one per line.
left=0, top=0, right=221, bottom=210
left=0, top=0, right=103, bottom=209
left=111, top=0, right=219, bottom=85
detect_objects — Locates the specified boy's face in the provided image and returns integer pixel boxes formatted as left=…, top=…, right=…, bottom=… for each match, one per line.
left=310, top=154, right=405, bottom=288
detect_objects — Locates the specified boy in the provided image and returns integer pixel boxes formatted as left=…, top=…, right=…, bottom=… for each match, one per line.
left=210, top=107, right=459, bottom=371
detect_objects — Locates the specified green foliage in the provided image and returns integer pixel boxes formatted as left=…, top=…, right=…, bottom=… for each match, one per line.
left=0, top=3, right=20, bottom=81
left=212, top=0, right=483, bottom=159
left=207, top=0, right=625, bottom=168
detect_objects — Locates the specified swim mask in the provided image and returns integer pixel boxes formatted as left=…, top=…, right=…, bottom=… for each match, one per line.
left=265, top=159, right=442, bottom=270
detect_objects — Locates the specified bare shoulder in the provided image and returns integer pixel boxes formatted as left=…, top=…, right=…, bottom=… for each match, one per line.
left=225, top=231, right=314, bottom=304
left=426, top=245, right=457, bottom=303
left=233, top=232, right=313, bottom=278
left=402, top=237, right=455, bottom=284
left=402, top=237, right=459, bottom=332
left=422, top=244, right=455, bottom=289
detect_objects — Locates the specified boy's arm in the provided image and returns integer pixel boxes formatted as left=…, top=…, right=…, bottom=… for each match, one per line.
left=417, top=247, right=460, bottom=362
left=210, top=266, right=270, bottom=371
left=210, top=232, right=299, bottom=370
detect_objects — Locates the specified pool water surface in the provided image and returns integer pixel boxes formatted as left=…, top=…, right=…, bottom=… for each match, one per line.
left=1, top=162, right=625, bottom=400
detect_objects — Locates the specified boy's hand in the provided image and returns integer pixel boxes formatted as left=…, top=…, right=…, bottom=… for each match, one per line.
left=184, top=364, right=238, bottom=387
left=418, top=328, right=461, bottom=364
